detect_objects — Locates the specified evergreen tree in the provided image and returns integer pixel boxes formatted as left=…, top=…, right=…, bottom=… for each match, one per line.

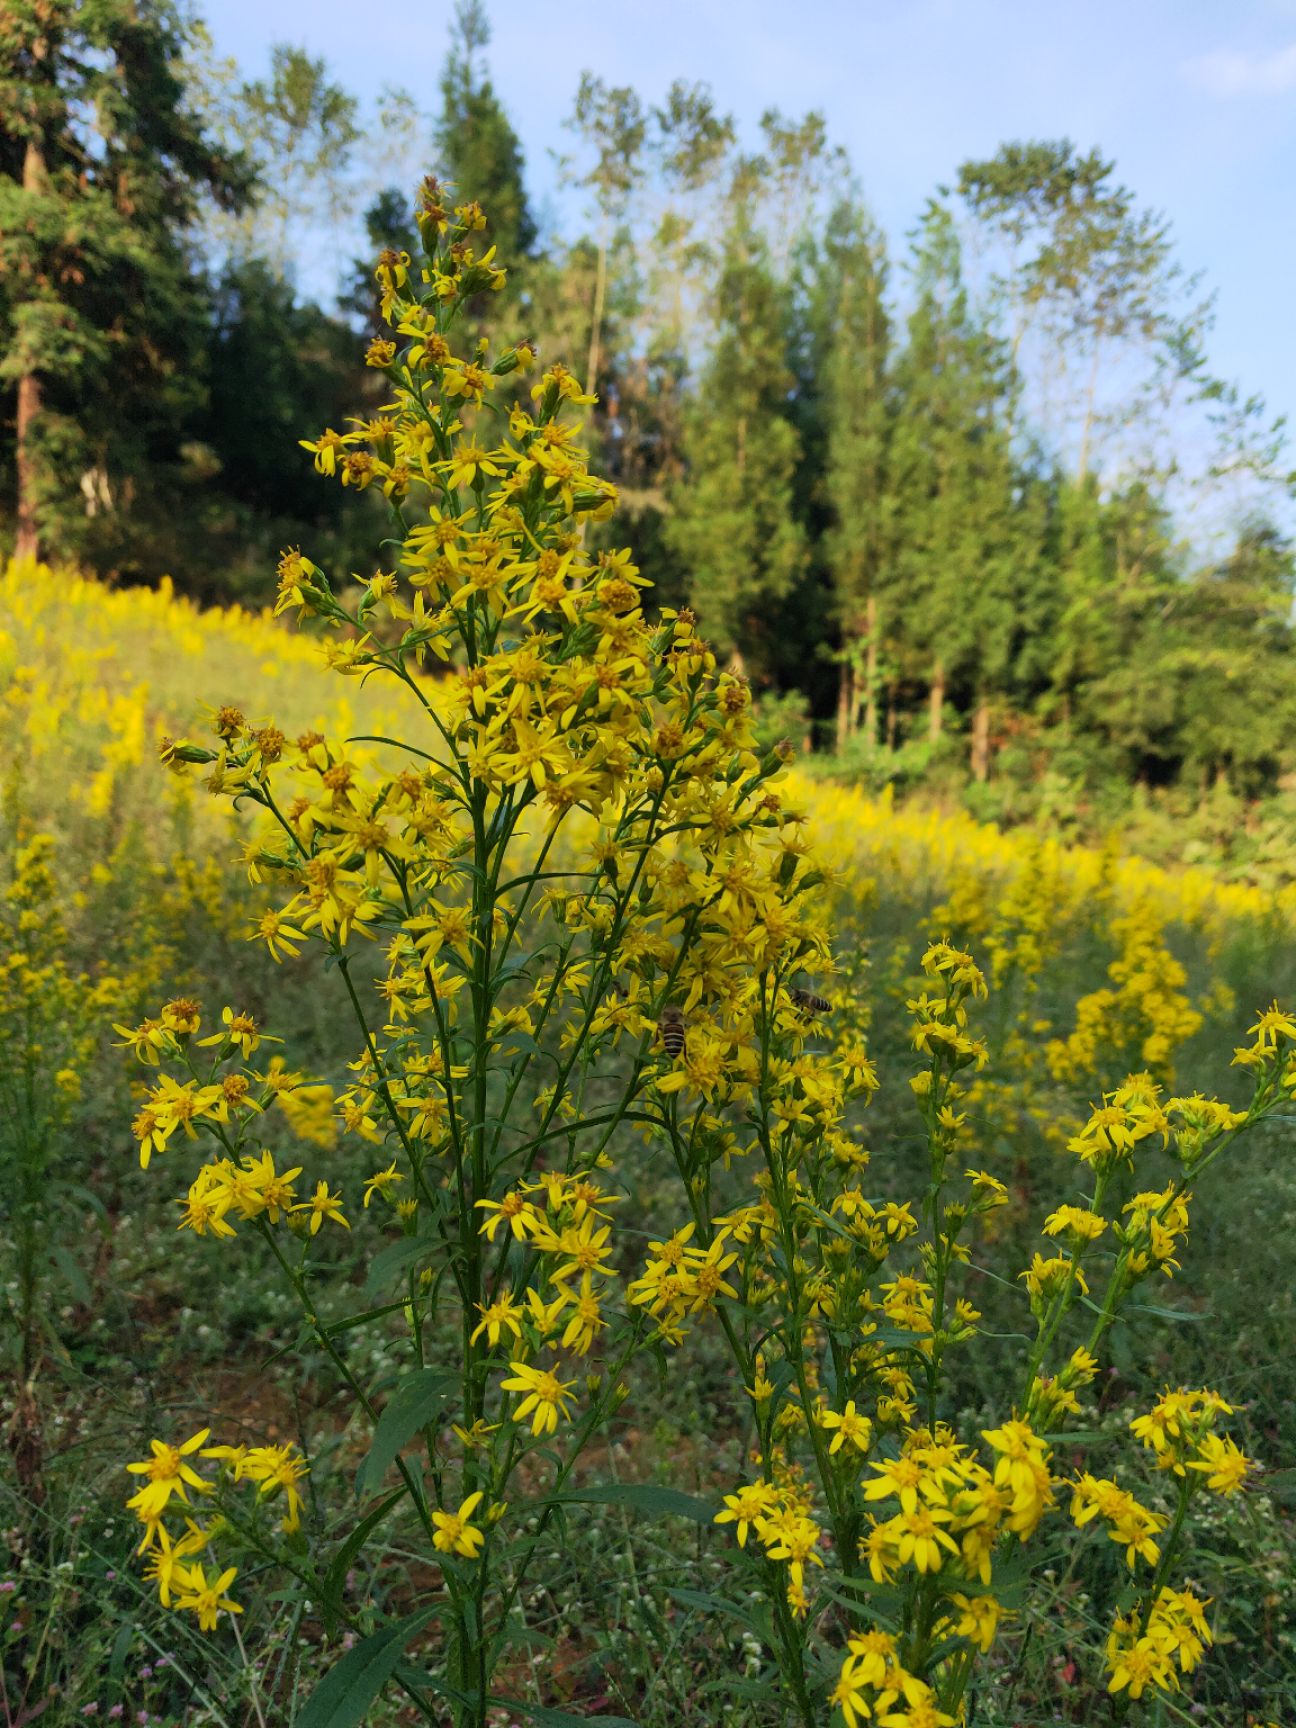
left=817, top=197, right=892, bottom=747
left=1067, top=505, right=1295, bottom=794
left=1169, top=519, right=1296, bottom=794
left=761, top=234, right=835, bottom=736
left=886, top=204, right=1041, bottom=769
left=1050, top=478, right=1183, bottom=777
left=342, top=188, right=421, bottom=333
left=436, top=1, right=535, bottom=267
left=204, top=262, right=361, bottom=525
left=666, top=199, right=804, bottom=678
left=0, top=0, right=250, bottom=561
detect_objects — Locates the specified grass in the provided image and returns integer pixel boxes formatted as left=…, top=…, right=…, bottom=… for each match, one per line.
left=0, top=559, right=1292, bottom=1726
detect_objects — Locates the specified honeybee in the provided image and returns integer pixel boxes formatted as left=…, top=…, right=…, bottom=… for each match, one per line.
left=789, top=987, right=831, bottom=1016
left=657, top=1004, right=686, bottom=1057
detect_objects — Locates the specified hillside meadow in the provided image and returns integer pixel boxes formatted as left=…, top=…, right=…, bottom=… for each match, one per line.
left=6, top=3, right=1296, bottom=1722
left=0, top=555, right=1292, bottom=1726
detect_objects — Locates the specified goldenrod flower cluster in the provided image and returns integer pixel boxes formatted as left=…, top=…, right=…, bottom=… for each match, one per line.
left=110, top=186, right=1293, bottom=1724
left=1106, top=1587, right=1213, bottom=1700
left=124, top=1426, right=307, bottom=1628
left=122, top=179, right=836, bottom=1668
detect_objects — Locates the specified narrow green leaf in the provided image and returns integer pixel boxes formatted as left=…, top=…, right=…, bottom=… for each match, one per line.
left=364, top=1238, right=435, bottom=1298
left=296, top=1608, right=438, bottom=1728
left=50, top=1245, right=91, bottom=1306
left=669, top=1587, right=764, bottom=1636
left=696, top=1675, right=776, bottom=1700
left=356, top=1370, right=456, bottom=1497
left=320, top=1488, right=404, bottom=1622
left=344, top=734, right=438, bottom=761
left=323, top=1300, right=411, bottom=1336
left=550, top=1482, right=713, bottom=1523
left=494, top=1700, right=638, bottom=1728
left=108, top=1617, right=137, bottom=1684
left=1123, top=1301, right=1204, bottom=1324
left=859, top=1323, right=933, bottom=1354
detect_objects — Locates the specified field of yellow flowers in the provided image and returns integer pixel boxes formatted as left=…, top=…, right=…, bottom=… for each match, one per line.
left=1, top=548, right=1292, bottom=1727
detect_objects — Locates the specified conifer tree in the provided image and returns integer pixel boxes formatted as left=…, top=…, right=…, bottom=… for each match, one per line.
left=1168, top=519, right=1296, bottom=793
left=818, top=197, right=892, bottom=747
left=887, top=203, right=1038, bottom=767
left=1046, top=478, right=1180, bottom=780
left=437, top=1, right=535, bottom=267
left=666, top=197, right=804, bottom=679
left=342, top=188, right=421, bottom=333
left=0, top=1, right=250, bottom=562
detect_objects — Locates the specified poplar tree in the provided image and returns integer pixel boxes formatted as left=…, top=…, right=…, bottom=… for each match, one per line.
left=563, top=74, right=647, bottom=396
left=955, top=140, right=1204, bottom=479
left=210, top=45, right=360, bottom=275
left=0, top=0, right=248, bottom=561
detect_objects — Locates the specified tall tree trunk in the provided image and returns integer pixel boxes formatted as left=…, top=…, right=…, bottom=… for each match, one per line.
left=886, top=686, right=897, bottom=752
left=585, top=214, right=609, bottom=394
left=15, top=131, right=47, bottom=563
left=928, top=659, right=945, bottom=744
left=971, top=699, right=991, bottom=782
left=862, top=594, right=879, bottom=746
left=835, top=658, right=851, bottom=754
left=1077, top=339, right=1102, bottom=485
left=15, top=374, right=42, bottom=562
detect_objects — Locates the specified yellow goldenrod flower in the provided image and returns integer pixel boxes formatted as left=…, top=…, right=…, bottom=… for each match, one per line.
left=819, top=1400, right=874, bottom=1456
left=715, top=1479, right=780, bottom=1547
left=171, top=1561, right=243, bottom=1632
left=125, top=1429, right=211, bottom=1527
left=950, top=1591, right=1003, bottom=1653
left=1186, top=1432, right=1250, bottom=1494
left=500, top=1361, right=577, bottom=1435
left=293, top=1181, right=350, bottom=1235
left=363, top=1162, right=405, bottom=1207
left=470, top=1294, right=526, bottom=1349
left=432, top=1491, right=486, bottom=1559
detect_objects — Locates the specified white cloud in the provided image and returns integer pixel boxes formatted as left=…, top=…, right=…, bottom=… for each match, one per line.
left=1182, top=39, right=1296, bottom=96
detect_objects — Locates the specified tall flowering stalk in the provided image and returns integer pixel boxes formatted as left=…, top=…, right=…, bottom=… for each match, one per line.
left=117, top=187, right=1292, bottom=1726
left=121, top=181, right=830, bottom=1724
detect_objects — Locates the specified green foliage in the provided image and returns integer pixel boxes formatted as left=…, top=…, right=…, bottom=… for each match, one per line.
left=666, top=202, right=805, bottom=677
left=3, top=6, right=1295, bottom=828
left=818, top=198, right=891, bottom=731
left=0, top=0, right=251, bottom=560
left=885, top=204, right=1048, bottom=733
left=437, top=0, right=536, bottom=267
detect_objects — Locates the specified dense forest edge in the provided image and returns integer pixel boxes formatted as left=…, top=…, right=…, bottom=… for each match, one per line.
left=4, top=0, right=1296, bottom=880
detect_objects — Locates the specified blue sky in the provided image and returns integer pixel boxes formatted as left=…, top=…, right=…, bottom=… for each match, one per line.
left=205, top=0, right=1296, bottom=437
